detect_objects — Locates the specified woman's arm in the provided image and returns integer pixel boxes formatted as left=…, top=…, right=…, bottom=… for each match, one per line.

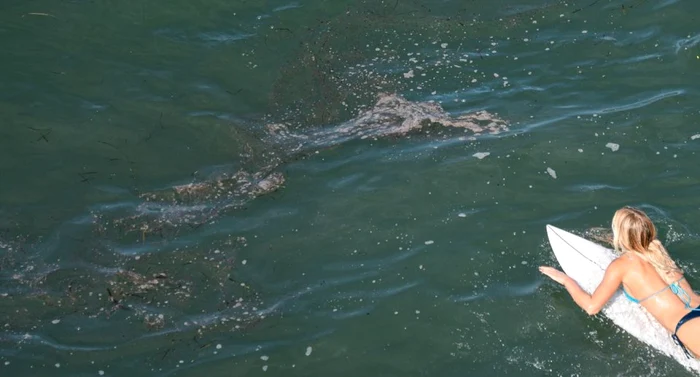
left=540, top=259, right=625, bottom=315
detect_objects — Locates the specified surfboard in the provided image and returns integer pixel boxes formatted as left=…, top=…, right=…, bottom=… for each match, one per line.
left=545, top=224, right=700, bottom=373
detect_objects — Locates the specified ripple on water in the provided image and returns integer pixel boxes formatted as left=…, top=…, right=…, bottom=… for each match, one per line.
left=322, top=244, right=425, bottom=272
left=654, top=0, right=682, bottom=9
left=272, top=2, right=302, bottom=12
left=198, top=31, right=256, bottom=44
left=567, top=183, right=626, bottom=193
left=152, top=28, right=255, bottom=46
left=674, top=34, right=700, bottom=54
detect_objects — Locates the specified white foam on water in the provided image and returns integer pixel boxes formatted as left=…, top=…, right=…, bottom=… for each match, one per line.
left=606, top=142, right=620, bottom=152
left=270, top=94, right=509, bottom=149
left=473, top=152, right=490, bottom=159
left=690, top=134, right=700, bottom=140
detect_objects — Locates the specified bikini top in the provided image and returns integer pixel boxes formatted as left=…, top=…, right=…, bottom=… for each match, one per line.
left=622, top=276, right=694, bottom=308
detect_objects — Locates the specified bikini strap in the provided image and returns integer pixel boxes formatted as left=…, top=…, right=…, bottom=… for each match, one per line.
left=635, top=276, right=686, bottom=304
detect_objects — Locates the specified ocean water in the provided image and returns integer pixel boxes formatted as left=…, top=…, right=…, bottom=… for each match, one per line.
left=2, top=0, right=700, bottom=375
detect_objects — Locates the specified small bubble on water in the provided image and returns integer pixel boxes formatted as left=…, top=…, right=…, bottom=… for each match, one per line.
left=55, top=363, right=61, bottom=368
left=425, top=240, right=434, bottom=245
left=262, top=365, right=268, bottom=372
left=306, top=346, right=313, bottom=356
left=261, top=355, right=269, bottom=361
left=99, top=371, right=104, bottom=376
left=216, top=344, right=222, bottom=350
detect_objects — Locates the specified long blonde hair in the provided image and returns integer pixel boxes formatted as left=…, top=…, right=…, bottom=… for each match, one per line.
left=612, top=207, right=682, bottom=283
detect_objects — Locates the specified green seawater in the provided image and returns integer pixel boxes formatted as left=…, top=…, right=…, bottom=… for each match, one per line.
left=2, top=0, right=700, bottom=375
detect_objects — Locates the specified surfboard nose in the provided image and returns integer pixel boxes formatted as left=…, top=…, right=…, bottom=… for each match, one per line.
left=546, top=224, right=563, bottom=239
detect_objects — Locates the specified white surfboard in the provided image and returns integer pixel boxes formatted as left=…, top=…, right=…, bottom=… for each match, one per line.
left=546, top=224, right=700, bottom=373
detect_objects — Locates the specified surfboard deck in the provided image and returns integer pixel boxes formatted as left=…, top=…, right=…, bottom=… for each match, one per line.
left=545, top=224, right=700, bottom=374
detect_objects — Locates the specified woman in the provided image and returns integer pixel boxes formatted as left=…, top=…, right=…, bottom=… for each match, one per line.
left=539, top=207, right=700, bottom=358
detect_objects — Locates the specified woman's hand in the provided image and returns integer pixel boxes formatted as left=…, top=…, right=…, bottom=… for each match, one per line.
left=539, top=266, right=570, bottom=286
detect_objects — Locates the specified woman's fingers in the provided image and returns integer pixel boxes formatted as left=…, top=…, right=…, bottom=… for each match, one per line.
left=538, top=266, right=568, bottom=285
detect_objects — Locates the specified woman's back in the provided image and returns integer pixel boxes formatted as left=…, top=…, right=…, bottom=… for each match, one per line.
left=620, top=253, right=700, bottom=331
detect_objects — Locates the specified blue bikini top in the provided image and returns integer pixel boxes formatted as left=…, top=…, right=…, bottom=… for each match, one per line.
left=622, top=277, right=693, bottom=308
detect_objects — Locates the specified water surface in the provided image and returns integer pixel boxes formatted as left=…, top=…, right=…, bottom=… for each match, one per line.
left=2, top=0, right=700, bottom=375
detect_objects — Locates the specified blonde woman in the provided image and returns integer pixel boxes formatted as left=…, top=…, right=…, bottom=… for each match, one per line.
left=539, top=207, right=700, bottom=358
